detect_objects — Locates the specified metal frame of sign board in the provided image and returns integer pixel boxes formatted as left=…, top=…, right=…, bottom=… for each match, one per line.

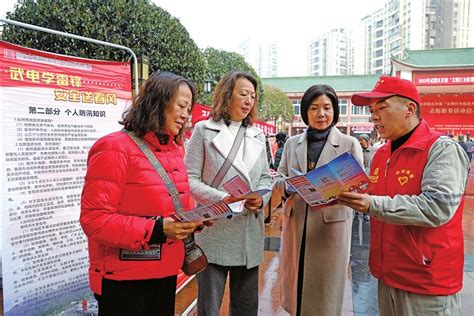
left=0, top=18, right=139, bottom=95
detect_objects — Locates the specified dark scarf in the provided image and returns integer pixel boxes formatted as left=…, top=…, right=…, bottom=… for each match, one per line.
left=306, top=126, right=331, bottom=170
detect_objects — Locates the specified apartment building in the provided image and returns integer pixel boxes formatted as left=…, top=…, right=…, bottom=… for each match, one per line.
left=308, top=28, right=351, bottom=76
left=350, top=0, right=473, bottom=74
left=239, top=39, right=278, bottom=77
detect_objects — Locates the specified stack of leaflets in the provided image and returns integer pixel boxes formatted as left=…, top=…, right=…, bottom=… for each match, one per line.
left=171, top=175, right=271, bottom=222
left=170, top=200, right=245, bottom=222
left=222, top=175, right=271, bottom=200
left=286, top=152, right=369, bottom=208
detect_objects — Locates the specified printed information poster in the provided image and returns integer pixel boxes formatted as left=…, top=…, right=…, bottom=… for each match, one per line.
left=0, top=40, right=131, bottom=315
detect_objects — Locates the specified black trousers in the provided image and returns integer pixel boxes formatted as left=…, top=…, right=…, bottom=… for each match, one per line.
left=94, top=275, right=177, bottom=316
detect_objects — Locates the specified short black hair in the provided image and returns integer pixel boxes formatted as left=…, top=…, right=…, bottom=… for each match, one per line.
left=300, top=84, right=340, bottom=126
left=275, top=132, right=287, bottom=141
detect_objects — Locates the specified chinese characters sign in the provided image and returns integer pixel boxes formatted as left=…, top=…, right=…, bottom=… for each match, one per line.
left=414, top=70, right=474, bottom=86
left=0, top=40, right=131, bottom=315
left=420, top=93, right=474, bottom=136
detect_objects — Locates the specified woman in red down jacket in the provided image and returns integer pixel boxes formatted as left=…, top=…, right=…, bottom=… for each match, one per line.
left=80, top=71, right=204, bottom=316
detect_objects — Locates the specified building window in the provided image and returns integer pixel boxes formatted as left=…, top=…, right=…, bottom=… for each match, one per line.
left=374, top=49, right=383, bottom=57
left=351, top=104, right=370, bottom=115
left=339, top=99, right=348, bottom=115
left=292, top=100, right=301, bottom=115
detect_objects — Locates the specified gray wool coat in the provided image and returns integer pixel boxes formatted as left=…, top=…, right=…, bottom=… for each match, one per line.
left=184, top=119, right=272, bottom=268
left=272, top=126, right=363, bottom=316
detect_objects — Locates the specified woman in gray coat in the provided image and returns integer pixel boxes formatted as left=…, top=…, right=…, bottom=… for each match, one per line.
left=185, top=71, right=272, bottom=316
left=272, top=84, right=363, bottom=315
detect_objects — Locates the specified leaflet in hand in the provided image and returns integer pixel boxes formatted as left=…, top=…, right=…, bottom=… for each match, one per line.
left=223, top=175, right=271, bottom=199
left=286, top=152, right=369, bottom=208
left=171, top=200, right=246, bottom=222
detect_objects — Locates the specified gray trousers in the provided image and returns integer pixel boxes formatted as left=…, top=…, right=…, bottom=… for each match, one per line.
left=197, top=263, right=259, bottom=316
left=378, top=280, right=461, bottom=316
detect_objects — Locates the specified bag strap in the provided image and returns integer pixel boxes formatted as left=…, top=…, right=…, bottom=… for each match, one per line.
left=210, top=124, right=246, bottom=188
left=122, top=129, right=184, bottom=214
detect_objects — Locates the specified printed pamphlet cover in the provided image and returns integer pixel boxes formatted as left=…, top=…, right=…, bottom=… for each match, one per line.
left=223, top=175, right=271, bottom=199
left=171, top=200, right=245, bottom=222
left=286, top=152, right=369, bottom=208
left=172, top=175, right=270, bottom=222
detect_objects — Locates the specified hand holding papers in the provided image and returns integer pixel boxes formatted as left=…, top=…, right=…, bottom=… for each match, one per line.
left=223, top=175, right=270, bottom=212
left=286, top=152, right=369, bottom=208
left=171, top=200, right=245, bottom=223
left=171, top=175, right=270, bottom=222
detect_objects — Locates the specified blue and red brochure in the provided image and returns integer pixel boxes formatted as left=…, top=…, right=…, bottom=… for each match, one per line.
left=286, top=152, right=369, bottom=208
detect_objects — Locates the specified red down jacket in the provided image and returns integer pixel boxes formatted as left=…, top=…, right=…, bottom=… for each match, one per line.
left=80, top=130, right=191, bottom=295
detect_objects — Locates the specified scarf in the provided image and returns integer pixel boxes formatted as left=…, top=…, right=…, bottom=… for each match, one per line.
left=306, top=126, right=331, bottom=170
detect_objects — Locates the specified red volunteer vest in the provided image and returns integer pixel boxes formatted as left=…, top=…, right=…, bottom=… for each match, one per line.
left=369, top=120, right=464, bottom=295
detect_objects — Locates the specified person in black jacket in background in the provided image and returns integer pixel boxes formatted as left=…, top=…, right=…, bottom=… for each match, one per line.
left=273, top=132, right=287, bottom=171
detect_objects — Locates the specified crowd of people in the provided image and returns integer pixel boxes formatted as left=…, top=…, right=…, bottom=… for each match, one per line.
left=80, top=71, right=470, bottom=316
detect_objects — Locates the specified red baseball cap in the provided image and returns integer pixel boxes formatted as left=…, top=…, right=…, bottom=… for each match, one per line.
left=351, top=76, right=421, bottom=106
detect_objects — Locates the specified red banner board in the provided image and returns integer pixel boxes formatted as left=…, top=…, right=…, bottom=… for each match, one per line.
left=191, top=104, right=276, bottom=135
left=420, top=93, right=474, bottom=136
left=1, top=41, right=131, bottom=98
left=414, top=70, right=474, bottom=86
left=191, top=103, right=211, bottom=125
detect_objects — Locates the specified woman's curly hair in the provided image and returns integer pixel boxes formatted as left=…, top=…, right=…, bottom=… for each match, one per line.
left=120, top=71, right=195, bottom=145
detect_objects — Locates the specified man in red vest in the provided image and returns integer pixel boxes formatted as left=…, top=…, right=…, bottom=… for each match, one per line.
left=338, top=76, right=470, bottom=315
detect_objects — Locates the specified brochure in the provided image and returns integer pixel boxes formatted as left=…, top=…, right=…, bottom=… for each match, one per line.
left=286, top=152, right=369, bottom=208
left=171, top=175, right=271, bottom=223
left=170, top=200, right=245, bottom=222
left=222, top=175, right=271, bottom=199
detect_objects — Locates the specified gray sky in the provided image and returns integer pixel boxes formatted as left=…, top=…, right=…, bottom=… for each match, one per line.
left=1, top=0, right=385, bottom=76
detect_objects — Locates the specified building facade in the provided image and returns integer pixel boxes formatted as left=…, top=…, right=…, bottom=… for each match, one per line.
left=262, top=75, right=378, bottom=137
left=425, top=0, right=474, bottom=49
left=352, top=0, right=473, bottom=75
left=308, top=28, right=351, bottom=76
left=353, top=8, right=386, bottom=75
left=263, top=47, right=474, bottom=138
left=239, top=39, right=278, bottom=77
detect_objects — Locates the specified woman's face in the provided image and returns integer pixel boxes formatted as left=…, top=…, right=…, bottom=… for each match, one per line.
left=164, top=83, right=193, bottom=136
left=229, top=78, right=256, bottom=122
left=307, top=94, right=334, bottom=131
